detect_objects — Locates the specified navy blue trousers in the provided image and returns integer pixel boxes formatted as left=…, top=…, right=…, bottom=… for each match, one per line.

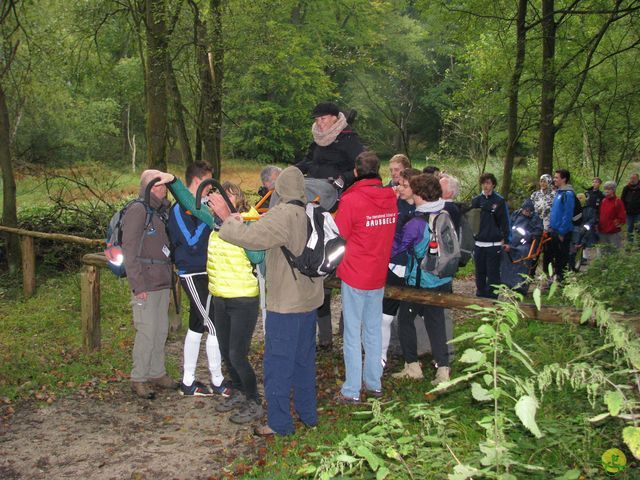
left=474, top=245, right=503, bottom=299
left=264, top=310, right=317, bottom=435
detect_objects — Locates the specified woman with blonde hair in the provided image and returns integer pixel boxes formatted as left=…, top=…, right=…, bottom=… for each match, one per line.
left=208, top=181, right=264, bottom=423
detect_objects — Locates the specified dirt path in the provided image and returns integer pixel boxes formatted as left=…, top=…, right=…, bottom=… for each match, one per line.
left=0, top=280, right=476, bottom=480
left=0, top=338, right=266, bottom=480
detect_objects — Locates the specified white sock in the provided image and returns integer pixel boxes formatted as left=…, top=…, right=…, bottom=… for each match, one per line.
left=381, top=314, right=395, bottom=365
left=206, top=334, right=224, bottom=387
left=182, top=329, right=202, bottom=386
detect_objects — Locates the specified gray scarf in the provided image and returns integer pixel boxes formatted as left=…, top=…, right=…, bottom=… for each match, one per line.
left=311, top=112, right=348, bottom=147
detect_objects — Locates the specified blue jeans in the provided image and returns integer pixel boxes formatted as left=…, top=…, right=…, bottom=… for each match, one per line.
left=628, top=214, right=640, bottom=242
left=341, top=282, right=384, bottom=398
left=264, top=310, right=317, bottom=435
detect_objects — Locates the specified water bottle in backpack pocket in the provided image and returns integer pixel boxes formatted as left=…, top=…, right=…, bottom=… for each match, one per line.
left=420, top=211, right=461, bottom=278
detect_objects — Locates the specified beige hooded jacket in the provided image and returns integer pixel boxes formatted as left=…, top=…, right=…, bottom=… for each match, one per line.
left=218, top=166, right=324, bottom=313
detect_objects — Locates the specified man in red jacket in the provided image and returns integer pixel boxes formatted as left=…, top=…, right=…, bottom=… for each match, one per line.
left=599, top=181, right=627, bottom=250
left=334, top=151, right=398, bottom=403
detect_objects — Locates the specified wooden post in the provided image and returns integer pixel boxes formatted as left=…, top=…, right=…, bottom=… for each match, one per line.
left=169, top=274, right=182, bottom=332
left=20, top=236, right=36, bottom=298
left=81, top=265, right=101, bottom=352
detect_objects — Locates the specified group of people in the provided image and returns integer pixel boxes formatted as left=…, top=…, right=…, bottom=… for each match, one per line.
left=529, top=171, right=639, bottom=280
left=118, top=100, right=639, bottom=439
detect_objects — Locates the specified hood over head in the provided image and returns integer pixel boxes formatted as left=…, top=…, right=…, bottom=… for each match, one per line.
left=521, top=198, right=535, bottom=212
left=139, top=169, right=173, bottom=207
left=274, top=166, right=306, bottom=205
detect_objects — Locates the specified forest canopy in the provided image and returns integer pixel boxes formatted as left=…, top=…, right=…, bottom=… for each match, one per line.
left=1, top=0, right=639, bottom=186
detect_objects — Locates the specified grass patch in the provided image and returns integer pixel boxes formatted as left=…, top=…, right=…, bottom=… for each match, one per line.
left=0, top=270, right=179, bottom=403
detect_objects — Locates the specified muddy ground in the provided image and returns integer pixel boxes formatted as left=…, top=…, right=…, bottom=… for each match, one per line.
left=0, top=282, right=475, bottom=480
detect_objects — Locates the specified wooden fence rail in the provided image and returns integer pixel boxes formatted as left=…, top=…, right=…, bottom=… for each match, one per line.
left=0, top=224, right=104, bottom=298
left=0, top=226, right=180, bottom=352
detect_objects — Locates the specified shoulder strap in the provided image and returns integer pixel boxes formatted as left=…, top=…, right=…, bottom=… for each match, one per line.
left=136, top=202, right=156, bottom=259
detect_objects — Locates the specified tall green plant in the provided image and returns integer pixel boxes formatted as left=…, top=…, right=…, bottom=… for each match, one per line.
left=429, top=287, right=545, bottom=479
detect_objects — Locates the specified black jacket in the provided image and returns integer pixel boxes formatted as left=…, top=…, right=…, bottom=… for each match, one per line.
left=621, top=182, right=640, bottom=215
left=471, top=191, right=510, bottom=243
left=295, top=128, right=364, bottom=188
left=585, top=187, right=604, bottom=210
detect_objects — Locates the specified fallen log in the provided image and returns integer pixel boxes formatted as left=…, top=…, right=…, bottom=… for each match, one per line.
left=324, top=278, right=640, bottom=333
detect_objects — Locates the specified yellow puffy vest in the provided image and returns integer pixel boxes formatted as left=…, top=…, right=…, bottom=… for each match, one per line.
left=207, top=231, right=259, bottom=298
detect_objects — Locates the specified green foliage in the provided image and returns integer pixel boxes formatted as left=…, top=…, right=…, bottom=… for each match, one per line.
left=0, top=272, right=132, bottom=402
left=623, top=426, right=640, bottom=460
left=0, top=267, right=181, bottom=403
left=298, top=401, right=457, bottom=479
left=574, top=247, right=640, bottom=313
left=15, top=203, right=111, bottom=272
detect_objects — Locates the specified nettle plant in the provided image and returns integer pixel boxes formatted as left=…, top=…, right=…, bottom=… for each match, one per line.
left=298, top=401, right=456, bottom=479
left=429, top=286, right=546, bottom=479
left=430, top=280, right=640, bottom=479
left=298, top=275, right=639, bottom=479
left=557, top=281, right=640, bottom=460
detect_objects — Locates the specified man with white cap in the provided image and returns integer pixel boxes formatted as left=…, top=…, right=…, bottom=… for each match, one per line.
left=122, top=169, right=177, bottom=399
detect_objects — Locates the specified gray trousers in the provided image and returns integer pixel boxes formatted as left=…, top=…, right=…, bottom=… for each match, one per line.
left=598, top=232, right=622, bottom=250
left=131, top=289, right=170, bottom=382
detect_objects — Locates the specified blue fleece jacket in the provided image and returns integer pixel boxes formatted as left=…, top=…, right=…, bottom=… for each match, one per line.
left=550, top=186, right=575, bottom=236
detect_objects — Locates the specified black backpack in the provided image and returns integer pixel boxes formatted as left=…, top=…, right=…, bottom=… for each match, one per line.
left=562, top=190, right=583, bottom=226
left=456, top=203, right=477, bottom=267
left=281, top=200, right=346, bottom=279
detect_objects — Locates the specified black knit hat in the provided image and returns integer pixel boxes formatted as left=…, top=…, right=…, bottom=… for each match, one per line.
left=311, top=102, right=340, bottom=118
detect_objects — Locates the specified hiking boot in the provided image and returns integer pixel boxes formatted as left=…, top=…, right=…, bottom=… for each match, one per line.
left=432, top=366, right=451, bottom=386
left=211, top=382, right=232, bottom=398
left=229, top=400, right=264, bottom=424
left=131, top=381, right=156, bottom=400
left=215, top=391, right=246, bottom=413
left=391, top=362, right=423, bottom=380
left=365, top=388, right=383, bottom=399
left=149, top=375, right=178, bottom=390
left=253, top=424, right=276, bottom=437
left=333, top=392, right=361, bottom=405
left=180, top=380, right=214, bottom=397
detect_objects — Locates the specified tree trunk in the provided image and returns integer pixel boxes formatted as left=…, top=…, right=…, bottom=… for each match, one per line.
left=501, top=0, right=527, bottom=199
left=167, top=59, right=193, bottom=166
left=537, top=0, right=556, bottom=177
left=145, top=0, right=168, bottom=170
left=0, top=82, right=19, bottom=273
left=207, top=0, right=224, bottom=177
left=194, top=9, right=214, bottom=170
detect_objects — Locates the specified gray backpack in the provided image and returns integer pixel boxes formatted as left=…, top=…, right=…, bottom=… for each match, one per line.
left=420, top=210, right=461, bottom=278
